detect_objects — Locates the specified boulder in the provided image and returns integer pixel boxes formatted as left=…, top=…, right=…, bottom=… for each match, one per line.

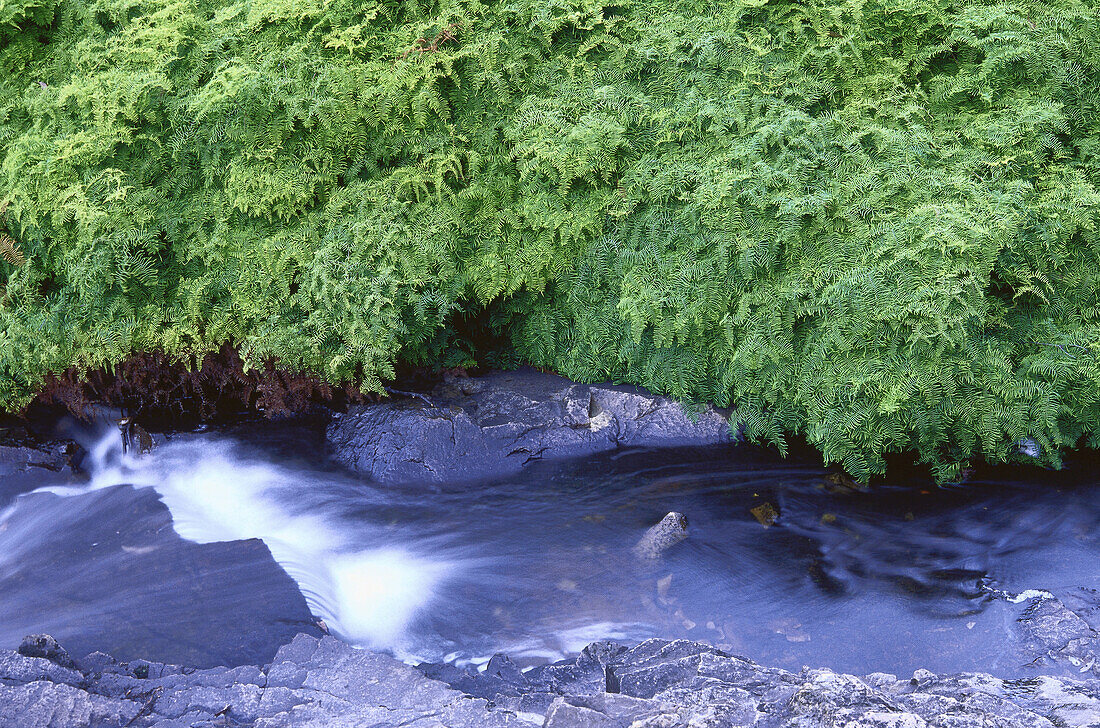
left=327, top=369, right=735, bottom=483
left=0, top=485, right=323, bottom=668
left=17, top=635, right=77, bottom=670
left=632, top=512, right=689, bottom=560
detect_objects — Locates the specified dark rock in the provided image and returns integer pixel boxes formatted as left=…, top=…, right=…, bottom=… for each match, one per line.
left=0, top=430, right=84, bottom=510
left=0, top=485, right=322, bottom=668
left=486, top=653, right=527, bottom=685
left=418, top=659, right=551, bottom=714
left=328, top=369, right=735, bottom=483
left=524, top=640, right=630, bottom=697
left=75, top=651, right=116, bottom=676
left=0, top=428, right=82, bottom=475
left=18, top=635, right=77, bottom=670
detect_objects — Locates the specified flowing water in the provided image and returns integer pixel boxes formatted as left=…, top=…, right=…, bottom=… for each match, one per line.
left=2, top=417, right=1099, bottom=677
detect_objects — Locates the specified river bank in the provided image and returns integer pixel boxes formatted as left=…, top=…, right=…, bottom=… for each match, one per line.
left=3, top=631, right=1100, bottom=727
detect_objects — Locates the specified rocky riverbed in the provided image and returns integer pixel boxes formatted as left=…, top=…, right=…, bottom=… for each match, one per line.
left=3, top=629, right=1100, bottom=728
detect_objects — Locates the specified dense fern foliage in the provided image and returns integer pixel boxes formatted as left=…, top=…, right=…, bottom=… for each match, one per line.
left=2, top=0, right=1099, bottom=479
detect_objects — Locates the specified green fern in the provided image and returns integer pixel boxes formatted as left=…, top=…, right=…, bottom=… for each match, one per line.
left=1, top=0, right=1100, bottom=480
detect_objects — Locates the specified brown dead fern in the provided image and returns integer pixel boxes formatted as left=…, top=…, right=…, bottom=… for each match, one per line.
left=0, top=233, right=25, bottom=267
left=0, top=201, right=23, bottom=267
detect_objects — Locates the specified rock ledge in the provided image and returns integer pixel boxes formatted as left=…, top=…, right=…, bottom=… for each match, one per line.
left=327, top=369, right=735, bottom=483
left=4, top=635, right=1100, bottom=727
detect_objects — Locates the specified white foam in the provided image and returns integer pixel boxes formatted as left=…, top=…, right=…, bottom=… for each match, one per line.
left=1005, top=588, right=1054, bottom=604
left=328, top=549, right=453, bottom=648
left=24, top=427, right=456, bottom=653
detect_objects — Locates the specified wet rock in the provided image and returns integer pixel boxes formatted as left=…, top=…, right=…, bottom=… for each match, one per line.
left=750, top=501, right=779, bottom=527
left=526, top=640, right=629, bottom=696
left=0, top=432, right=80, bottom=476
left=1015, top=591, right=1100, bottom=677
left=425, top=641, right=633, bottom=714
left=17, top=635, right=77, bottom=670
left=0, top=486, right=322, bottom=667
left=417, top=658, right=546, bottom=714
left=632, top=512, right=689, bottom=560
left=118, top=418, right=156, bottom=455
left=486, top=653, right=527, bottom=685
left=327, top=368, right=735, bottom=483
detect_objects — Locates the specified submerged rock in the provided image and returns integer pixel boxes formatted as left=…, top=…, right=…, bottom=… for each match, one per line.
left=327, top=368, right=735, bottom=483
left=1015, top=588, right=1100, bottom=678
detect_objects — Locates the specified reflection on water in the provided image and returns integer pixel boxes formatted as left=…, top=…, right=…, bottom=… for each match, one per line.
left=2, top=418, right=1099, bottom=676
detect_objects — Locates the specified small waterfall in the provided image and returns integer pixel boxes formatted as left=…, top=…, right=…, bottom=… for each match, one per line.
left=26, top=424, right=459, bottom=658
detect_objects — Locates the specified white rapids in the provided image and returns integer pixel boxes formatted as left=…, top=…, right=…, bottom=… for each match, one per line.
left=27, top=427, right=457, bottom=658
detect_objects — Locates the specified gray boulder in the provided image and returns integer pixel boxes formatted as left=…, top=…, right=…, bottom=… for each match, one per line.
left=633, top=512, right=689, bottom=560
left=1015, top=589, right=1100, bottom=677
left=327, top=369, right=735, bottom=483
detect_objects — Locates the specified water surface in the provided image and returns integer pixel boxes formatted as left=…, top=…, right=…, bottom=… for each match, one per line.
left=2, top=419, right=1098, bottom=677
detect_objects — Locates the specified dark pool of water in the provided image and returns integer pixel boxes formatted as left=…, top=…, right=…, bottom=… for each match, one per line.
left=1, top=419, right=1098, bottom=677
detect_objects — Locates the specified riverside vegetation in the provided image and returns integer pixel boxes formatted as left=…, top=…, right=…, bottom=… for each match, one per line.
left=1, top=0, right=1099, bottom=480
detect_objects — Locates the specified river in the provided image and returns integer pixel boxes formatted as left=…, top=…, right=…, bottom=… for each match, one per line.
left=1, top=417, right=1098, bottom=677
